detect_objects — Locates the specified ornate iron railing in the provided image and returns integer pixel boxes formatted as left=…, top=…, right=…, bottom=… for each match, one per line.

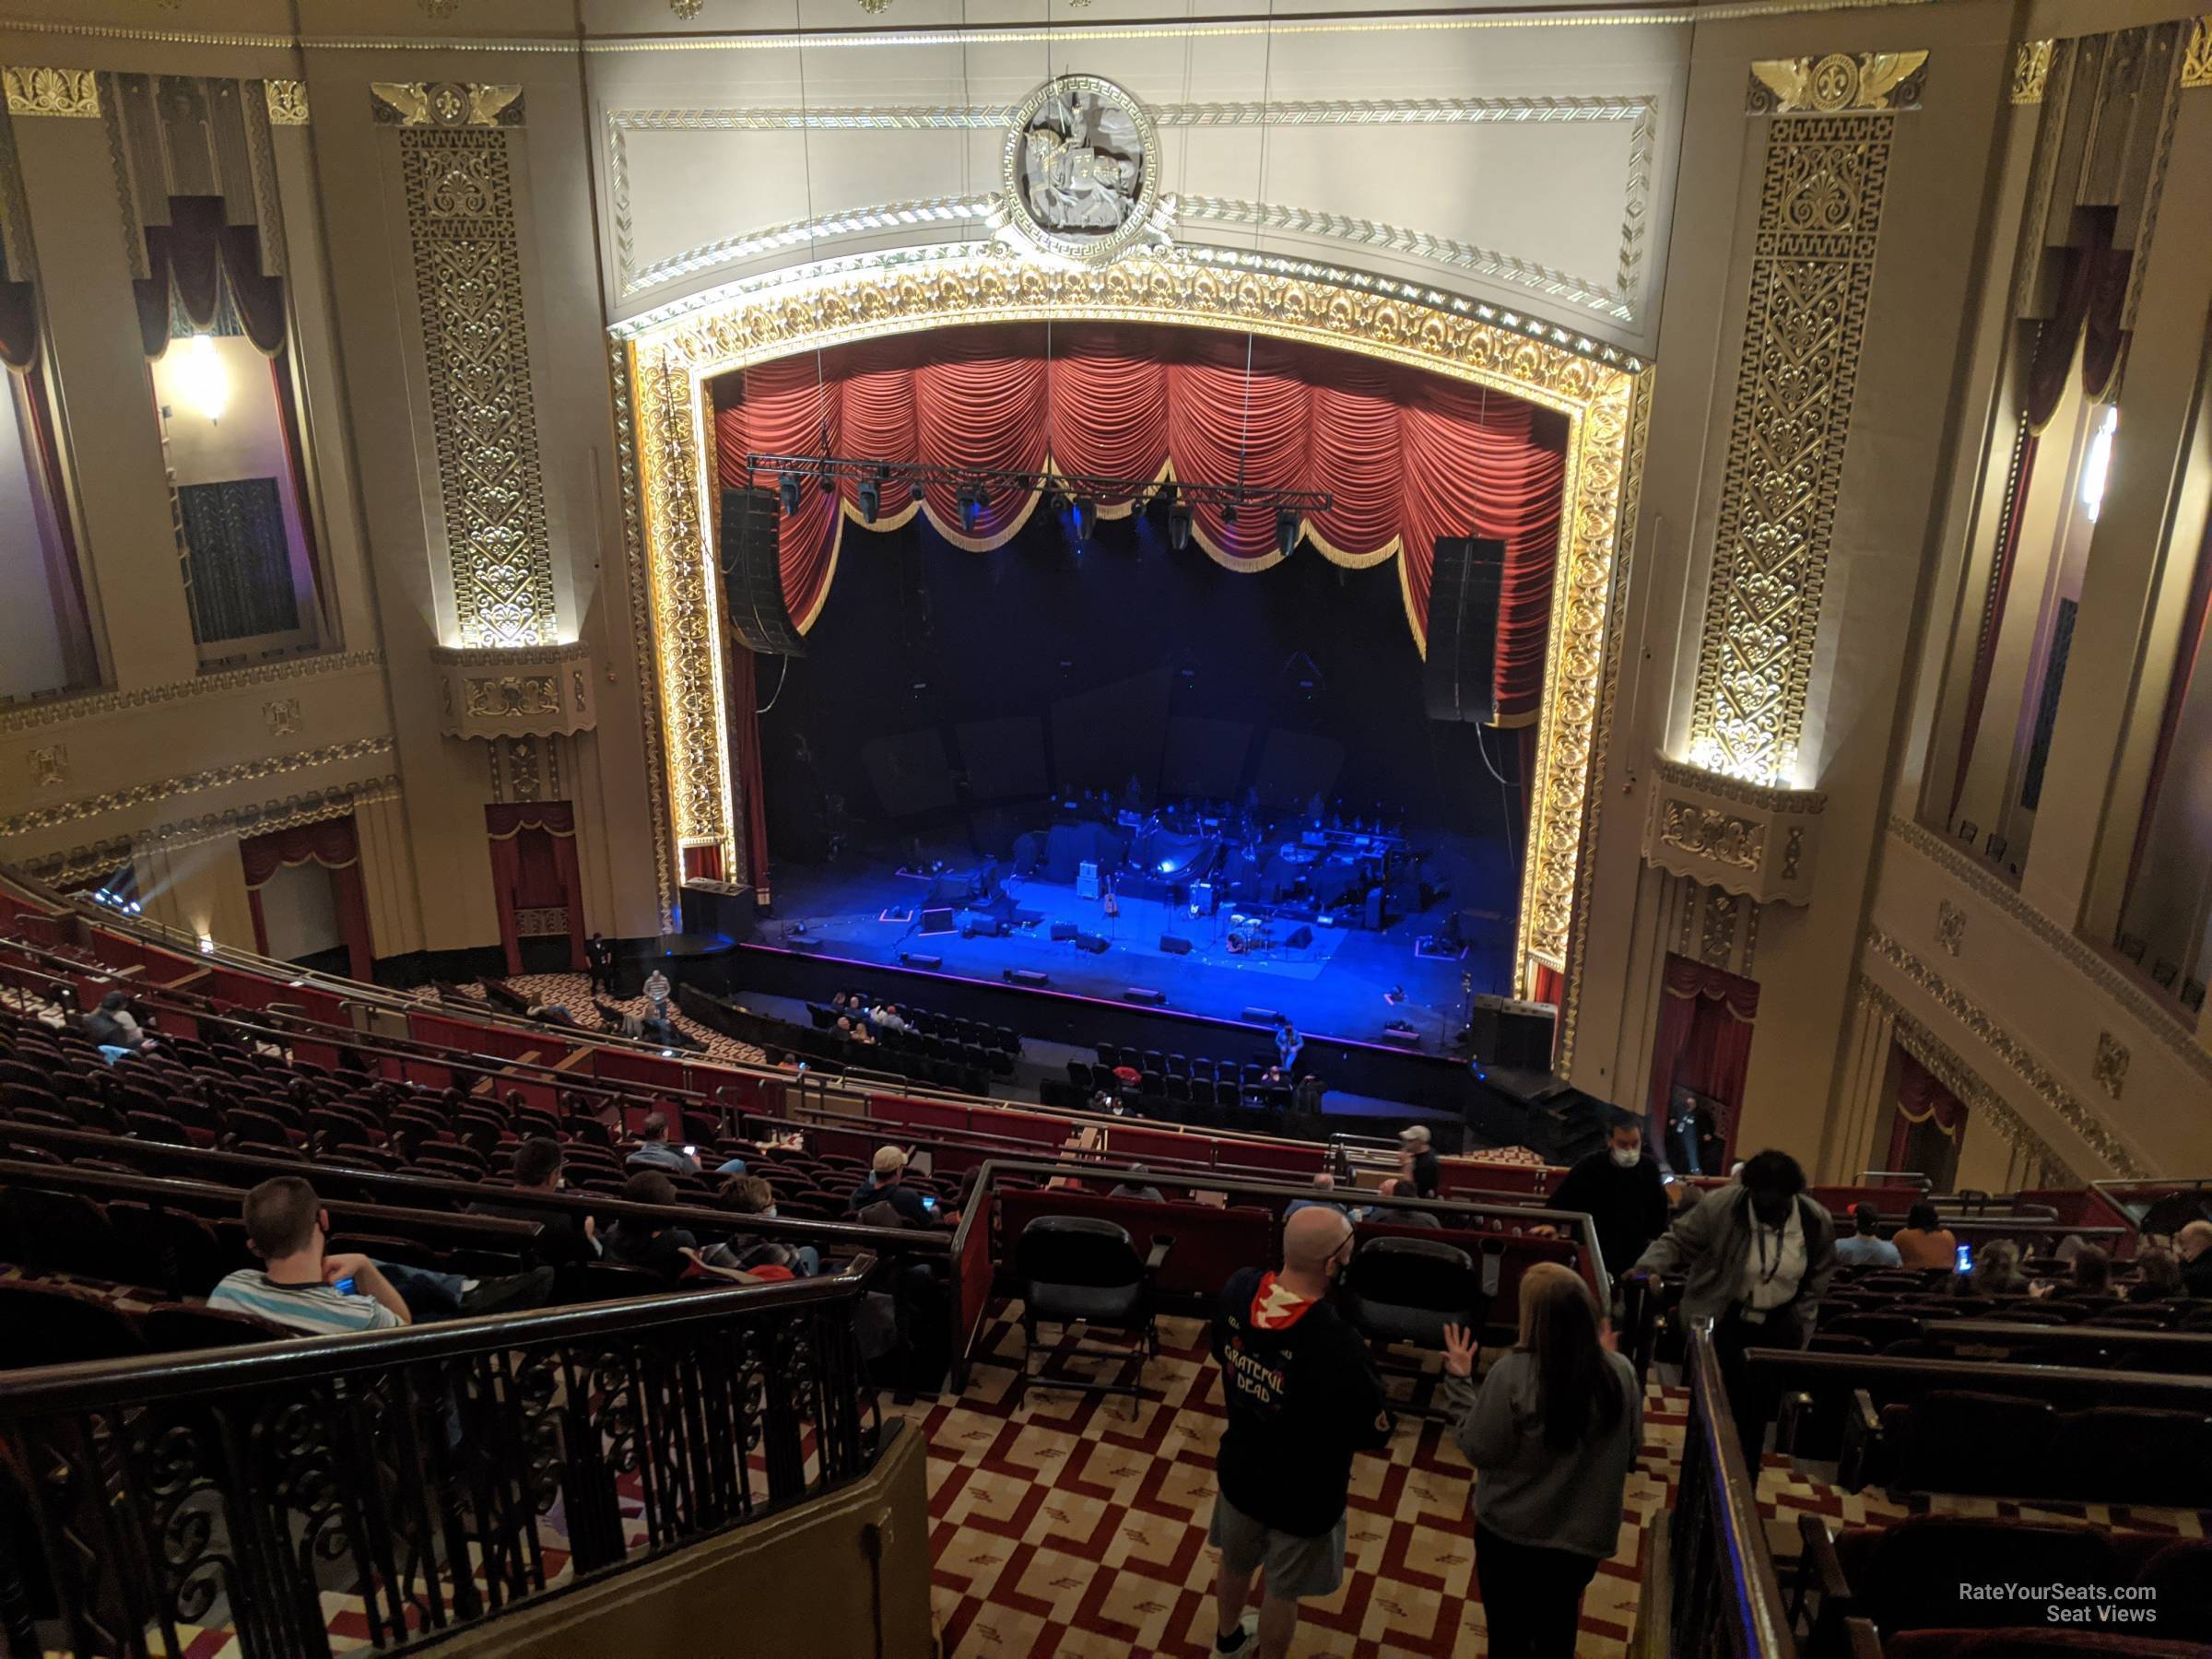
left=0, top=1266, right=880, bottom=1658
left=1669, top=1328, right=1796, bottom=1659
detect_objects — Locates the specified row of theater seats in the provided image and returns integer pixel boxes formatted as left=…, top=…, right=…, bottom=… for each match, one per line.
left=691, top=994, right=996, bottom=1096
left=803, top=1002, right=1019, bottom=1079
left=811, top=994, right=1022, bottom=1056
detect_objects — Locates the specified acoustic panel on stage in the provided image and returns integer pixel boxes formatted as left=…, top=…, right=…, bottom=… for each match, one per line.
left=1252, top=729, right=1345, bottom=810
left=956, top=716, right=1049, bottom=801
left=1161, top=716, right=1253, bottom=800
left=1050, top=668, right=1171, bottom=796
left=860, top=728, right=958, bottom=818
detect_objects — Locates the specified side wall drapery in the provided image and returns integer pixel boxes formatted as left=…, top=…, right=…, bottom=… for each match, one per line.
left=1644, top=952, right=1762, bottom=1162
left=1886, top=1047, right=1968, bottom=1173
left=1949, top=428, right=2038, bottom=821
left=486, top=802, right=586, bottom=975
left=712, top=324, right=1567, bottom=718
left=240, top=815, right=371, bottom=982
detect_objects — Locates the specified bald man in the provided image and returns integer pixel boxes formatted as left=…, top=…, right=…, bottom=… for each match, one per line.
left=2179, top=1220, right=2212, bottom=1300
left=1207, top=1206, right=1394, bottom=1657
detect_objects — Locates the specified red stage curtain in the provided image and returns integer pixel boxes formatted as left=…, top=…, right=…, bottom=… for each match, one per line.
left=712, top=324, right=1567, bottom=717
left=1949, top=429, right=2038, bottom=821
left=486, top=802, right=586, bottom=974
left=1887, top=1049, right=1967, bottom=1171
left=240, top=815, right=372, bottom=982
left=1644, top=953, right=1761, bottom=1158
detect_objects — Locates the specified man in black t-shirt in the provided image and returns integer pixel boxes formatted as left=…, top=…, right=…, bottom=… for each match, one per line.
left=1549, top=1115, right=1671, bottom=1280
left=1207, top=1207, right=1394, bottom=1656
left=1397, top=1124, right=1441, bottom=1197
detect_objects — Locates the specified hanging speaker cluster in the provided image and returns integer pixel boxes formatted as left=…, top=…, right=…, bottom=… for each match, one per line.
left=719, top=486, right=807, bottom=657
left=1425, top=536, right=1505, bottom=724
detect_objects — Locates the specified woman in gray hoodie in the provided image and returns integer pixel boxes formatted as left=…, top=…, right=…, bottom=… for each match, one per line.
left=1441, top=1262, right=1642, bottom=1659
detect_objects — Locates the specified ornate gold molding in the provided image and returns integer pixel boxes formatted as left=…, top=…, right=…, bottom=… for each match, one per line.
left=2093, top=1032, right=2129, bottom=1100
left=2183, top=18, right=2212, bottom=89
left=1643, top=755, right=1825, bottom=903
left=398, top=130, right=558, bottom=648
left=1688, top=111, right=1898, bottom=784
left=1747, top=52, right=1926, bottom=116
left=19, top=775, right=405, bottom=886
left=2011, top=41, right=2053, bottom=104
left=264, top=78, right=309, bottom=126
left=1865, top=926, right=2147, bottom=1178
left=429, top=641, right=598, bottom=739
left=27, top=745, right=66, bottom=788
left=0, top=737, right=396, bottom=841
left=618, top=249, right=1645, bottom=982
left=0, top=649, right=385, bottom=735
left=1857, top=975, right=2073, bottom=1184
left=372, top=82, right=523, bottom=129
left=1936, top=898, right=1964, bottom=958
left=2, top=66, right=100, bottom=119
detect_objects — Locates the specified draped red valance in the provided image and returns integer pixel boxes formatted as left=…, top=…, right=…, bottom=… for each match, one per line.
left=1647, top=953, right=1761, bottom=1149
left=1660, top=952, right=1763, bottom=1020
left=240, top=815, right=372, bottom=982
left=713, top=324, right=1569, bottom=724
left=1894, top=1051, right=1967, bottom=1136
left=134, top=196, right=287, bottom=360
left=486, top=801, right=577, bottom=841
left=2022, top=213, right=2130, bottom=433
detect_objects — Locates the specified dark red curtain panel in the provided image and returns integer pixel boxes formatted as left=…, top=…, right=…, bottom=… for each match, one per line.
left=239, top=815, right=372, bottom=982
left=135, top=196, right=288, bottom=360
left=1643, top=952, right=1761, bottom=1150
left=1887, top=1048, right=1966, bottom=1171
left=1949, top=429, right=2038, bottom=821
left=713, top=324, right=1568, bottom=719
left=486, top=802, right=585, bottom=973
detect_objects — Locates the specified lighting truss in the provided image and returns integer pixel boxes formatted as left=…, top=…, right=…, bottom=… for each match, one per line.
left=743, top=453, right=1333, bottom=515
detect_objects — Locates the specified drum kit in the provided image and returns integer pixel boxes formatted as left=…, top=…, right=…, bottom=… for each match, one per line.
left=1224, top=912, right=1277, bottom=955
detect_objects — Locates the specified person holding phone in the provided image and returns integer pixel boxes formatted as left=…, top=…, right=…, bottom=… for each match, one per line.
left=1889, top=1201, right=1958, bottom=1270
left=845, top=1146, right=947, bottom=1226
left=624, top=1111, right=700, bottom=1173
left=1442, top=1264, right=1641, bottom=1659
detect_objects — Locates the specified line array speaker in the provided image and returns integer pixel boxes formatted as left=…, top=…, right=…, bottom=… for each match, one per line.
left=1425, top=535, right=1504, bottom=724
left=720, top=486, right=807, bottom=656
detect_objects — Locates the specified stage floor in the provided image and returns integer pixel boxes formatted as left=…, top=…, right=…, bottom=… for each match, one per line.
left=762, top=850, right=1512, bottom=1052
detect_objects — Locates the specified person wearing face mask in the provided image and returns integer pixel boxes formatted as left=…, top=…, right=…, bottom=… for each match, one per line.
left=719, top=1174, right=820, bottom=1277
left=1630, top=1148, right=1835, bottom=1463
left=1547, top=1116, right=1671, bottom=1280
left=1206, top=1206, right=1394, bottom=1657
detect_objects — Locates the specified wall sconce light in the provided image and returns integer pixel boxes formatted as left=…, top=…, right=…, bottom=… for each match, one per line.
left=198, top=934, right=217, bottom=955
left=176, top=333, right=229, bottom=423
left=2079, top=405, right=2117, bottom=523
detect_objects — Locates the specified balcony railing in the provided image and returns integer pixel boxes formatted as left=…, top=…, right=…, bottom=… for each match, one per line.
left=1669, top=1327, right=1796, bottom=1659
left=0, top=1265, right=880, bottom=1658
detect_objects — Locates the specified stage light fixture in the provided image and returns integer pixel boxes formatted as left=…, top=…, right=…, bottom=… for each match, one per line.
left=1276, top=507, right=1301, bottom=558
left=959, top=486, right=983, bottom=532
left=779, top=472, right=803, bottom=516
left=1167, top=501, right=1193, bottom=551
left=910, top=480, right=927, bottom=504
left=1072, top=497, right=1098, bottom=542
left=1222, top=501, right=1240, bottom=525
left=857, top=478, right=881, bottom=523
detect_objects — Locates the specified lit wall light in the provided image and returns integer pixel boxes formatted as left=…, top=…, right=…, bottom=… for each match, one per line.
left=175, top=333, right=229, bottom=423
left=198, top=934, right=216, bottom=955
left=2079, top=405, right=2118, bottom=523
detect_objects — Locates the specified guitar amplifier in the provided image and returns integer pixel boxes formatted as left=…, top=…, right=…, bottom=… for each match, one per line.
left=1190, top=881, right=1217, bottom=916
left=1077, top=861, right=1100, bottom=900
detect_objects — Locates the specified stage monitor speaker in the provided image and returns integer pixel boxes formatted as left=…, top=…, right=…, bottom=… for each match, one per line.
left=1050, top=921, right=1079, bottom=942
left=1124, top=986, right=1167, bottom=1006
left=1006, top=968, right=1050, bottom=986
left=961, top=915, right=1005, bottom=938
left=1015, top=908, right=1045, bottom=927
left=785, top=936, right=824, bottom=955
left=1425, top=536, right=1504, bottom=724
left=899, top=950, right=942, bottom=970
left=1159, top=934, right=1193, bottom=956
left=1077, top=933, right=1111, bottom=954
left=919, top=907, right=956, bottom=935
left=720, top=487, right=807, bottom=656
left=1467, top=994, right=1557, bottom=1070
left=678, top=880, right=755, bottom=944
left=1284, top=925, right=1314, bottom=950
left=1241, top=1006, right=1282, bottom=1026
left=1379, top=1024, right=1422, bottom=1049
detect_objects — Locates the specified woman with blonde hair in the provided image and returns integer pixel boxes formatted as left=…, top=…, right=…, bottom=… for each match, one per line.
left=1442, top=1263, right=1641, bottom=1659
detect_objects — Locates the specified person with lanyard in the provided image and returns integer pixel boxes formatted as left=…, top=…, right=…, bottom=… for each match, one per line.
left=1629, top=1148, right=1836, bottom=1465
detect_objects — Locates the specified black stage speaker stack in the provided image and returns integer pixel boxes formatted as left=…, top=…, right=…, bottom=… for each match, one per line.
left=1159, top=934, right=1194, bottom=956
left=678, top=879, right=756, bottom=944
left=899, top=950, right=942, bottom=970
left=1124, top=986, right=1167, bottom=1006
left=1466, top=994, right=1558, bottom=1070
left=1284, top=925, right=1313, bottom=950
left=1050, top=921, right=1079, bottom=942
left=720, top=487, right=807, bottom=656
left=1425, top=536, right=1505, bottom=724
left=1241, top=1006, right=1282, bottom=1026
left=1077, top=934, right=1112, bottom=955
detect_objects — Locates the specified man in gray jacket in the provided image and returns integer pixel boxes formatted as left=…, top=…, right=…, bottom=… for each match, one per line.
left=1630, top=1148, right=1836, bottom=1463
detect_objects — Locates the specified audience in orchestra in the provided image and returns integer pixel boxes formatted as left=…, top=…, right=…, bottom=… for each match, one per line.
left=468, top=1136, right=599, bottom=1271
left=1888, top=1200, right=1958, bottom=1270
left=1108, top=1165, right=1166, bottom=1202
left=2130, top=1246, right=2184, bottom=1303
left=1443, top=1262, right=1640, bottom=1659
left=2176, top=1220, right=2212, bottom=1298
left=2069, top=1242, right=2112, bottom=1296
left=1207, top=1206, right=1392, bottom=1658
left=83, top=989, right=153, bottom=1054
left=1355, top=1177, right=1441, bottom=1228
left=1631, top=1149, right=1835, bottom=1461
left=1285, top=1171, right=1347, bottom=1220
left=846, top=1146, right=947, bottom=1226
left=624, top=1111, right=700, bottom=1174
left=1831, top=1203, right=1902, bottom=1268
left=1397, top=1125, right=1441, bottom=1199
left=601, top=1171, right=755, bottom=1285
left=1967, top=1236, right=2030, bottom=1298
left=719, top=1174, right=820, bottom=1277
left=1547, top=1116, right=1670, bottom=1278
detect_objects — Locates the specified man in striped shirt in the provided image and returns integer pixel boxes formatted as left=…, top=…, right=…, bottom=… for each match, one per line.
left=207, top=1175, right=411, bottom=1335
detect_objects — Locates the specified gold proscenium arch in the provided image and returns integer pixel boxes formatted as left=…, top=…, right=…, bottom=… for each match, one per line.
left=612, top=250, right=1651, bottom=1051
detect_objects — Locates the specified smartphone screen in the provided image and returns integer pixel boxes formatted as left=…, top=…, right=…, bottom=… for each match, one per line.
left=683, top=1145, right=698, bottom=1158
left=333, top=1277, right=357, bottom=1295
left=1954, top=1241, right=1973, bottom=1274
left=922, top=1194, right=938, bottom=1212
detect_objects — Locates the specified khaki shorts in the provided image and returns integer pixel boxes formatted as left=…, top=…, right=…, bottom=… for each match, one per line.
left=1208, top=1493, right=1347, bottom=1603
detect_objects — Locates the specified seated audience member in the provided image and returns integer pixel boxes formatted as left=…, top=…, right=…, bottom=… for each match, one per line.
left=2068, top=1242, right=2112, bottom=1296
left=602, top=1171, right=752, bottom=1285
left=1888, top=1201, right=1959, bottom=1270
left=1109, top=1165, right=1167, bottom=1203
left=1832, top=1204, right=1903, bottom=1268
left=1355, top=1178, right=1441, bottom=1228
left=2130, top=1246, right=2185, bottom=1303
left=846, top=1146, right=944, bottom=1226
left=720, top=1174, right=820, bottom=1277
left=1442, top=1263, right=1640, bottom=1659
left=211, top=1177, right=551, bottom=1332
left=82, top=990, right=153, bottom=1053
left=1286, top=1171, right=1348, bottom=1220
left=1547, top=1116, right=1670, bottom=1279
left=468, top=1136, right=599, bottom=1270
left=1397, top=1125, right=1441, bottom=1199
left=2177, top=1221, right=2212, bottom=1298
left=1968, top=1237, right=2030, bottom=1297
left=624, top=1112, right=700, bottom=1174
left=872, top=1002, right=909, bottom=1033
